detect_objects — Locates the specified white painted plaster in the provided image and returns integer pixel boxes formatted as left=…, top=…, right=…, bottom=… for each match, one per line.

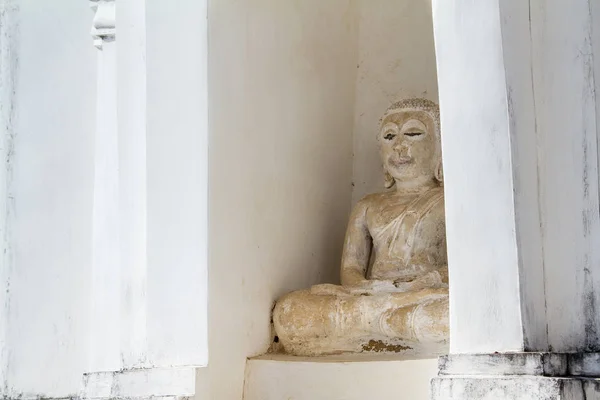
left=498, top=0, right=548, bottom=352
left=351, top=0, right=439, bottom=204
left=117, top=0, right=149, bottom=369
left=89, top=36, right=120, bottom=373
left=82, top=367, right=195, bottom=399
left=432, top=0, right=600, bottom=354
left=145, top=0, right=208, bottom=367
left=529, top=0, right=600, bottom=352
left=2, top=0, right=97, bottom=396
left=202, top=1, right=358, bottom=398
left=432, top=0, right=525, bottom=353
left=0, top=0, right=17, bottom=392
left=0, top=0, right=208, bottom=397
left=243, top=355, right=438, bottom=400
left=88, top=0, right=209, bottom=376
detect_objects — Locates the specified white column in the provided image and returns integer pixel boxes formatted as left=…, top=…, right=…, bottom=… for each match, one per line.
left=117, top=0, right=149, bottom=369
left=432, top=0, right=600, bottom=356
left=0, top=0, right=17, bottom=393
left=145, top=0, right=208, bottom=367
left=431, top=1, right=600, bottom=398
left=85, top=1, right=208, bottom=396
left=432, top=0, right=543, bottom=354
left=529, top=0, right=600, bottom=352
left=89, top=0, right=121, bottom=373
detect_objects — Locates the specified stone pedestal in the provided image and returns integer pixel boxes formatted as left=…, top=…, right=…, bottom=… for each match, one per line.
left=244, top=355, right=437, bottom=400
left=431, top=354, right=600, bottom=400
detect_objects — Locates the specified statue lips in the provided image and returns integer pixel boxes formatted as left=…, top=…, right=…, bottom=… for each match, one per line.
left=389, top=156, right=413, bottom=168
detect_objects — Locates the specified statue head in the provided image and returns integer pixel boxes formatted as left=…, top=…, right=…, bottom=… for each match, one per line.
left=378, top=98, right=442, bottom=189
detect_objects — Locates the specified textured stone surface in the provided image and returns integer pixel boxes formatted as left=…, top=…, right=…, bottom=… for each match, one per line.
left=439, top=353, right=567, bottom=377
left=569, top=353, right=600, bottom=377
left=432, top=376, right=589, bottom=400
left=432, top=354, right=600, bottom=400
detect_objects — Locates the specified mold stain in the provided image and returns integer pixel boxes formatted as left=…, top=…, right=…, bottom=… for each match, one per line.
left=361, top=340, right=411, bottom=353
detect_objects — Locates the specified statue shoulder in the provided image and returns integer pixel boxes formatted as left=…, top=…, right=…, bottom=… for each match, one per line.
left=350, top=191, right=391, bottom=219
left=356, top=191, right=391, bottom=209
left=425, top=188, right=445, bottom=220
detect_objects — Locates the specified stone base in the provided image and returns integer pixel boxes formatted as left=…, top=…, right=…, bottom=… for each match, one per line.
left=244, top=354, right=438, bottom=400
left=433, top=376, right=594, bottom=400
left=431, top=353, right=600, bottom=400
left=81, top=367, right=196, bottom=400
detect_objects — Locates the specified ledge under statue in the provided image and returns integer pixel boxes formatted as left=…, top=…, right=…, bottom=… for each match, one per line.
left=273, top=98, right=449, bottom=357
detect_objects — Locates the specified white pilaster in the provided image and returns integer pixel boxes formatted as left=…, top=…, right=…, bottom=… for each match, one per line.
left=431, top=0, right=600, bottom=398
left=432, top=0, right=539, bottom=354
left=86, top=1, right=208, bottom=395
left=529, top=0, right=600, bottom=352
left=433, top=0, right=600, bottom=355
left=145, top=0, right=208, bottom=367
left=89, top=0, right=121, bottom=373
left=0, top=1, right=17, bottom=394
left=117, top=0, right=149, bottom=369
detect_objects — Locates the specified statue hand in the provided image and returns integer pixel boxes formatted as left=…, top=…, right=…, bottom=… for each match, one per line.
left=400, top=271, right=448, bottom=291
left=347, top=279, right=409, bottom=294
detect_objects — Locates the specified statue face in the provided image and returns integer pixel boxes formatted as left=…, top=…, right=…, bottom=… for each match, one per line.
left=379, top=110, right=437, bottom=183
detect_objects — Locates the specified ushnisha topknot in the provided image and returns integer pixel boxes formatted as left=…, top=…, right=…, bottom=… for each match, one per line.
left=379, top=98, right=440, bottom=132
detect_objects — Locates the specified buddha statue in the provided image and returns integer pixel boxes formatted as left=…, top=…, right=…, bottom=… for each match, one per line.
left=273, top=98, right=449, bottom=357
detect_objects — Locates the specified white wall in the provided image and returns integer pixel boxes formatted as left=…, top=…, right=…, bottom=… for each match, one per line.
left=1, top=0, right=96, bottom=396
left=202, top=1, right=358, bottom=399
left=351, top=0, right=439, bottom=203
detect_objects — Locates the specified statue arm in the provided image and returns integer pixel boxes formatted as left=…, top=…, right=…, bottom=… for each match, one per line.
left=340, top=199, right=372, bottom=286
left=402, top=266, right=448, bottom=291
left=402, top=198, right=449, bottom=290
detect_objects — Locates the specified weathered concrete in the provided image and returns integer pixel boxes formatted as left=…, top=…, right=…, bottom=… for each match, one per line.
left=432, top=376, right=590, bottom=400
left=433, top=353, right=600, bottom=400
left=438, top=353, right=567, bottom=377
left=568, top=353, right=600, bottom=377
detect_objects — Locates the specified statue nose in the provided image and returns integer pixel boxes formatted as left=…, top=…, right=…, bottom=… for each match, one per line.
left=393, top=140, right=409, bottom=154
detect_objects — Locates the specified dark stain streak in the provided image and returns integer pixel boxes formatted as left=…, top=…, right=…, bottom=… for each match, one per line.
left=582, top=139, right=590, bottom=200
left=583, top=262, right=598, bottom=351
left=582, top=209, right=592, bottom=237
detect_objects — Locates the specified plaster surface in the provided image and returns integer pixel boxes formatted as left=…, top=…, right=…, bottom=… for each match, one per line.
left=244, top=355, right=437, bottom=400
left=203, top=1, right=358, bottom=399
left=2, top=0, right=96, bottom=397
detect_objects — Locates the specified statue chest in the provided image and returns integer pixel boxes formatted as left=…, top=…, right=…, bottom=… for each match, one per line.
left=366, top=191, right=445, bottom=279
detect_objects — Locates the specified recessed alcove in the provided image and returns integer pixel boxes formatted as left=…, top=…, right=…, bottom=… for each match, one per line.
left=206, top=0, right=440, bottom=399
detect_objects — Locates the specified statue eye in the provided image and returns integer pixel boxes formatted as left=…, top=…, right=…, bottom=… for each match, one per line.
left=384, top=133, right=396, bottom=140
left=405, top=131, right=423, bottom=137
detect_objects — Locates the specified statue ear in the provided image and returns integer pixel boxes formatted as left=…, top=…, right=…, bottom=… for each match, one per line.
left=434, top=159, right=444, bottom=185
left=384, top=170, right=395, bottom=189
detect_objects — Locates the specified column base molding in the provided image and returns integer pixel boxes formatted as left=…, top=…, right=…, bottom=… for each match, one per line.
left=432, top=353, right=600, bottom=400
left=81, top=367, right=196, bottom=400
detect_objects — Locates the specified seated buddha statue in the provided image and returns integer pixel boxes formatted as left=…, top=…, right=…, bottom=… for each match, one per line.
left=273, top=98, right=449, bottom=357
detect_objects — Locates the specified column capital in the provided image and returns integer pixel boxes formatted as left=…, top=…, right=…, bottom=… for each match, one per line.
left=90, top=0, right=115, bottom=49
